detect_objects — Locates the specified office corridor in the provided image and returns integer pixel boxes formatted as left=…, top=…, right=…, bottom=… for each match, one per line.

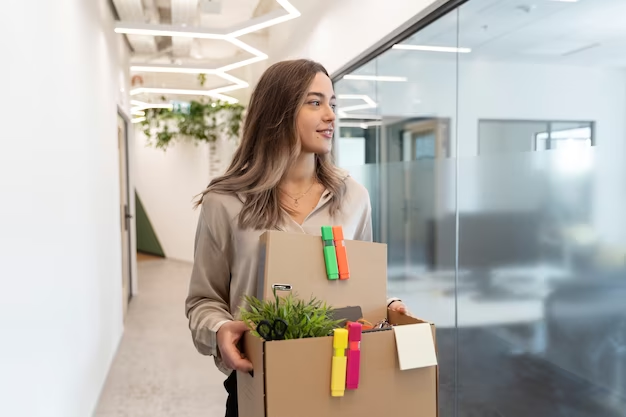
left=95, top=258, right=227, bottom=417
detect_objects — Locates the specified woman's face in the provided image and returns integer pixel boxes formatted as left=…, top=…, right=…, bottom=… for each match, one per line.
left=296, top=72, right=337, bottom=155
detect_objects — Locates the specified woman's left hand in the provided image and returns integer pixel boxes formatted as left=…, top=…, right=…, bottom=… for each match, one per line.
left=388, top=301, right=408, bottom=314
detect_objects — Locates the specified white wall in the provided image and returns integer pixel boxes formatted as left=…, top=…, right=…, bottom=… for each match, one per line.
left=478, top=121, right=548, bottom=155
left=0, top=0, right=131, bottom=416
left=133, top=131, right=237, bottom=263
left=267, top=0, right=440, bottom=75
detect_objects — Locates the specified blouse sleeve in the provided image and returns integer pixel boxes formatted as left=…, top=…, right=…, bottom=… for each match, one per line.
left=185, top=195, right=234, bottom=357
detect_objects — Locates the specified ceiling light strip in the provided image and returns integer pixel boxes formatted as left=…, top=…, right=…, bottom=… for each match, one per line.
left=211, top=93, right=240, bottom=103
left=338, top=114, right=383, bottom=120
left=116, top=1, right=300, bottom=39
left=336, top=94, right=378, bottom=114
left=129, top=65, right=249, bottom=95
left=130, top=101, right=175, bottom=112
left=226, top=0, right=301, bottom=37
left=343, top=74, right=407, bottom=82
left=130, top=87, right=238, bottom=103
left=206, top=84, right=248, bottom=95
left=337, top=94, right=377, bottom=107
left=215, top=72, right=249, bottom=87
left=129, top=65, right=248, bottom=87
left=339, top=121, right=383, bottom=129
left=339, top=103, right=378, bottom=113
left=130, top=64, right=215, bottom=74
left=114, top=24, right=226, bottom=39
left=276, top=0, right=300, bottom=15
left=216, top=56, right=268, bottom=73
left=224, top=37, right=268, bottom=58
left=118, top=0, right=301, bottom=97
left=392, top=44, right=471, bottom=53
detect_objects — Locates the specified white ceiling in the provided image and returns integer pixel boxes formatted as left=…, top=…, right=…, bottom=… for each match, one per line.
left=117, top=0, right=626, bottom=115
left=335, top=0, right=626, bottom=122
left=112, top=0, right=293, bottom=107
left=199, top=0, right=262, bottom=27
left=394, top=0, right=626, bottom=67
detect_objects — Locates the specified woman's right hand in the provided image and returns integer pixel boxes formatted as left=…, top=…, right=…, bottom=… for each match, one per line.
left=217, top=321, right=254, bottom=372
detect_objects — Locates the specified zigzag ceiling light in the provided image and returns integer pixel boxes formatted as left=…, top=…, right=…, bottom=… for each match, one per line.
left=336, top=94, right=378, bottom=118
left=117, top=0, right=301, bottom=103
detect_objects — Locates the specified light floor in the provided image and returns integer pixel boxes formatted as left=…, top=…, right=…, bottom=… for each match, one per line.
left=94, top=257, right=227, bottom=417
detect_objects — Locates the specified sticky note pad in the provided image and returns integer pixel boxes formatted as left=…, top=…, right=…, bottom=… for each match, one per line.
left=392, top=323, right=438, bottom=371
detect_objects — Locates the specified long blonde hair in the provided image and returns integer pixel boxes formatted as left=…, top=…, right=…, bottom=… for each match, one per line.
left=194, top=59, right=347, bottom=230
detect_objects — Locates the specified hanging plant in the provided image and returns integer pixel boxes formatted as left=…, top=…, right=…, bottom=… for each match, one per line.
left=140, top=98, right=245, bottom=150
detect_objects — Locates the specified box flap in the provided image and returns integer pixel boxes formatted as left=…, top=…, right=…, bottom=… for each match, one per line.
left=237, top=332, right=266, bottom=417
left=393, top=323, right=438, bottom=370
left=258, top=231, right=387, bottom=323
left=388, top=309, right=431, bottom=326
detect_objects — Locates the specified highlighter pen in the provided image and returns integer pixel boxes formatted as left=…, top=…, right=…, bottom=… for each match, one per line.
left=332, top=225, right=350, bottom=280
left=321, top=226, right=339, bottom=280
left=331, top=328, right=348, bottom=397
left=346, top=322, right=362, bottom=390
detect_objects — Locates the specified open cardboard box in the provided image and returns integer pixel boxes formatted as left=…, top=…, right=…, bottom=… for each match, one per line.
left=237, top=231, right=439, bottom=417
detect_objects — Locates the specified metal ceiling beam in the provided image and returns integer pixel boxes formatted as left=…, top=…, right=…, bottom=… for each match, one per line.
left=111, top=0, right=158, bottom=53
left=171, top=0, right=198, bottom=57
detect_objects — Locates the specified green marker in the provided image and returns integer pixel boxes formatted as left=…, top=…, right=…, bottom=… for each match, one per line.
left=321, top=226, right=339, bottom=280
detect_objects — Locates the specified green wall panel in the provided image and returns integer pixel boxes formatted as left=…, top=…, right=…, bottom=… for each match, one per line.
left=135, top=191, right=165, bottom=257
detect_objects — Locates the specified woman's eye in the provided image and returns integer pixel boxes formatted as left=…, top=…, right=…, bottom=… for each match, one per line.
left=309, top=100, right=321, bottom=106
left=330, top=104, right=337, bottom=111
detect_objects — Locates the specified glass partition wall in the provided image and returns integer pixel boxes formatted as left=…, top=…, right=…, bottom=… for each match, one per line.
left=333, top=0, right=626, bottom=416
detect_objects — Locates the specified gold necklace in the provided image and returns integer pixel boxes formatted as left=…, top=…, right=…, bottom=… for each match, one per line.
left=281, top=179, right=317, bottom=208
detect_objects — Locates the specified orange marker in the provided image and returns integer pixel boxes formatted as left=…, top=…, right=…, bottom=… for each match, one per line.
left=332, top=226, right=350, bottom=280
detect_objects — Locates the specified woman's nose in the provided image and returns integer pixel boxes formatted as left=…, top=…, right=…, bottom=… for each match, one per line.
left=324, top=105, right=336, bottom=122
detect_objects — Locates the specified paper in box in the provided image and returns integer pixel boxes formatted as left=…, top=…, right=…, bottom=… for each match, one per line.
left=238, top=231, right=438, bottom=417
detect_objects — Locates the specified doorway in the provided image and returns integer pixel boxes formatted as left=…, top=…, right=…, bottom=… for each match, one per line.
left=117, top=110, right=133, bottom=320
left=384, top=118, right=451, bottom=275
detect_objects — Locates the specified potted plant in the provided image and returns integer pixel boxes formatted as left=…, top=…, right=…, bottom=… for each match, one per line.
left=240, top=288, right=342, bottom=341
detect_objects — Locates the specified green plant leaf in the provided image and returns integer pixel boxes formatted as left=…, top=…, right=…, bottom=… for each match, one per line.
left=141, top=99, right=244, bottom=150
left=240, top=292, right=342, bottom=341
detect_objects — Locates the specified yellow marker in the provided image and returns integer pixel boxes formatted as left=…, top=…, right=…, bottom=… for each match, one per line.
left=331, top=328, right=348, bottom=397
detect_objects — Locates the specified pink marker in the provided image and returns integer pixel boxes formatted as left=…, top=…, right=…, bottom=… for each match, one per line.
left=346, top=322, right=362, bottom=390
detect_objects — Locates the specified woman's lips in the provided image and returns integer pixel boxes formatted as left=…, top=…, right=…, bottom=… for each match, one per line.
left=317, top=129, right=334, bottom=139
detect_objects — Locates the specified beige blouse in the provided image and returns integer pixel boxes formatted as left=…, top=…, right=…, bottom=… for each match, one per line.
left=185, top=175, right=398, bottom=375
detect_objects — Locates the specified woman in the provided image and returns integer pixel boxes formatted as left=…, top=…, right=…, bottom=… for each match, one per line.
left=185, top=59, right=407, bottom=417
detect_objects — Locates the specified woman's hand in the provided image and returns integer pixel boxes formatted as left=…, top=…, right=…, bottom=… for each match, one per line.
left=216, top=321, right=254, bottom=372
left=388, top=300, right=408, bottom=314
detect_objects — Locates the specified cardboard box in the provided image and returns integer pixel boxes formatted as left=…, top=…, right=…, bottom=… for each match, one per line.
left=238, top=231, right=439, bottom=417
left=256, top=231, right=388, bottom=323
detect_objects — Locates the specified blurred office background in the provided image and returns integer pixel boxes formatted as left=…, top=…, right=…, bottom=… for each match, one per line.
left=335, top=0, right=626, bottom=415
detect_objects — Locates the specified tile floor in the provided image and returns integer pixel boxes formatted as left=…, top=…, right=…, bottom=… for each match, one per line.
left=94, top=258, right=227, bottom=417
